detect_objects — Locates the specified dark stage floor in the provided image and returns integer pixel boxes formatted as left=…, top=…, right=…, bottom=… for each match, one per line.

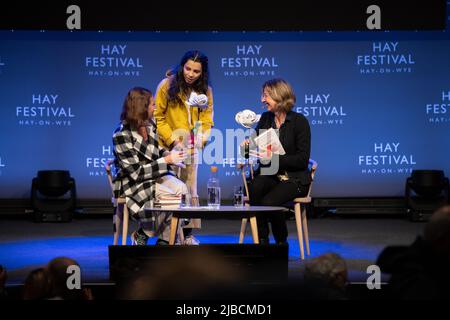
left=0, top=214, right=425, bottom=287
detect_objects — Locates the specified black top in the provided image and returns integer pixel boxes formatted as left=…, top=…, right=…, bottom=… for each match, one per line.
left=252, top=110, right=312, bottom=186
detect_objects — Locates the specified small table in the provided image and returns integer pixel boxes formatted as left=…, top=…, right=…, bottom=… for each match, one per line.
left=144, top=205, right=286, bottom=245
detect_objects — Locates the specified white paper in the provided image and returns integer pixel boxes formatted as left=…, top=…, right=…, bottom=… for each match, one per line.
left=253, top=128, right=286, bottom=155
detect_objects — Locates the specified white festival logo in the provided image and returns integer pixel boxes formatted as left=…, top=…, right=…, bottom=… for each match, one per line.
left=222, top=44, right=278, bottom=77
left=86, top=44, right=143, bottom=77
left=359, top=142, right=416, bottom=175
left=426, top=90, right=450, bottom=124
left=296, top=93, right=346, bottom=126
left=16, top=94, right=74, bottom=127
left=357, top=42, right=415, bottom=74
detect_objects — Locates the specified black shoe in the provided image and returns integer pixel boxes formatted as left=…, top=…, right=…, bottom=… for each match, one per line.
left=131, top=228, right=149, bottom=246
left=259, top=238, right=269, bottom=245
left=155, top=238, right=169, bottom=246
left=276, top=241, right=288, bottom=246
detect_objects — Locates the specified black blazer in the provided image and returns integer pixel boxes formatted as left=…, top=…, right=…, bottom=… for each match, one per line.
left=252, top=111, right=312, bottom=186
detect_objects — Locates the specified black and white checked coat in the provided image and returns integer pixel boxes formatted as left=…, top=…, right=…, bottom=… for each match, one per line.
left=112, top=121, right=175, bottom=222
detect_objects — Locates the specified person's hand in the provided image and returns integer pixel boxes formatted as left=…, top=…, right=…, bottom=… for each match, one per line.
left=240, top=139, right=250, bottom=148
left=171, top=141, right=188, bottom=168
left=105, top=160, right=113, bottom=173
left=170, top=139, right=184, bottom=151
left=240, top=138, right=251, bottom=159
left=249, top=147, right=272, bottom=161
left=186, top=92, right=208, bottom=109
left=194, top=94, right=208, bottom=109
left=162, top=149, right=170, bottom=157
left=164, top=149, right=187, bottom=166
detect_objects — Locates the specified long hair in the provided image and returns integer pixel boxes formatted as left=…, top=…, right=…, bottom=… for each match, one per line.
left=120, top=87, right=152, bottom=129
left=262, top=78, right=296, bottom=113
left=167, top=50, right=210, bottom=103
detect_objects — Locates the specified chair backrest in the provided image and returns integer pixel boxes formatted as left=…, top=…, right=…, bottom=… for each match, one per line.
left=305, top=159, right=318, bottom=199
left=105, top=160, right=114, bottom=192
left=105, top=160, right=115, bottom=198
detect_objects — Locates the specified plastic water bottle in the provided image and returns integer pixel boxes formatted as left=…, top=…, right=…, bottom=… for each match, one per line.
left=207, top=166, right=221, bottom=209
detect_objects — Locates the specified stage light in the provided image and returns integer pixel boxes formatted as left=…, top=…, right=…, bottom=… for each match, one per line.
left=31, top=170, right=77, bottom=222
left=405, top=170, right=449, bottom=222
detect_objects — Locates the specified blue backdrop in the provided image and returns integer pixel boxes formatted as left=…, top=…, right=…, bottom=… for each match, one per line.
left=0, top=31, right=449, bottom=200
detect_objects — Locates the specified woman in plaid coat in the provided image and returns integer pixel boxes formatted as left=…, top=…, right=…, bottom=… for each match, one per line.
left=113, top=87, right=188, bottom=245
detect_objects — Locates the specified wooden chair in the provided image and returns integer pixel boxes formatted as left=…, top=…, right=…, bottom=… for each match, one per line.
left=293, top=159, right=317, bottom=259
left=238, top=159, right=318, bottom=260
left=237, top=159, right=254, bottom=244
left=105, top=160, right=130, bottom=245
left=107, top=160, right=186, bottom=246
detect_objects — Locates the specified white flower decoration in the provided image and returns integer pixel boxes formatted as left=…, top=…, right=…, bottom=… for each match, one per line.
left=186, top=91, right=208, bottom=109
left=235, top=109, right=261, bottom=128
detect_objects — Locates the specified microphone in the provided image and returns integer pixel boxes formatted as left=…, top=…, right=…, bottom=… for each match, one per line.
left=244, top=136, right=249, bottom=159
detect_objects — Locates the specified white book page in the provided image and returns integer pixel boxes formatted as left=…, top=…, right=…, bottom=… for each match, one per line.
left=253, top=128, right=286, bottom=155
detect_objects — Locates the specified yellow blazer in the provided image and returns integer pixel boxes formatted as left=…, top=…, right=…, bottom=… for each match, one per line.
left=154, top=77, right=214, bottom=149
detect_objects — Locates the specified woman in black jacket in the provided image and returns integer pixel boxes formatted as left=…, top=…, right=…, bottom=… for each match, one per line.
left=243, top=78, right=311, bottom=245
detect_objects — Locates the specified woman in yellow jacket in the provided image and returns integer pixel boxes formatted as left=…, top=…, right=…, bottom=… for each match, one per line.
left=154, top=50, right=214, bottom=245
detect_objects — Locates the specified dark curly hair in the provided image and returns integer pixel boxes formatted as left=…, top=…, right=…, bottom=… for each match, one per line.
left=167, top=50, right=210, bottom=104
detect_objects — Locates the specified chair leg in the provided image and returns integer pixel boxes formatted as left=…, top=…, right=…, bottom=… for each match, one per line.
left=169, top=216, right=179, bottom=245
left=239, top=218, right=247, bottom=243
left=249, top=216, right=259, bottom=244
left=302, top=205, right=310, bottom=256
left=294, top=203, right=305, bottom=260
left=121, top=204, right=129, bottom=245
left=178, top=220, right=185, bottom=244
left=191, top=196, right=200, bottom=207
left=113, top=207, right=121, bottom=245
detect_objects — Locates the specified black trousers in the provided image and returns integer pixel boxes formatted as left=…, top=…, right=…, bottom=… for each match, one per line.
left=248, top=175, right=309, bottom=243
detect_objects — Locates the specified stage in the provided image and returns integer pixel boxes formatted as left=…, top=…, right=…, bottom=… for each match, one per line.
left=0, top=213, right=424, bottom=290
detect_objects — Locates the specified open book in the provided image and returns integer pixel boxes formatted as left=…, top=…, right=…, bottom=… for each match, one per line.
left=253, top=128, right=286, bottom=155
